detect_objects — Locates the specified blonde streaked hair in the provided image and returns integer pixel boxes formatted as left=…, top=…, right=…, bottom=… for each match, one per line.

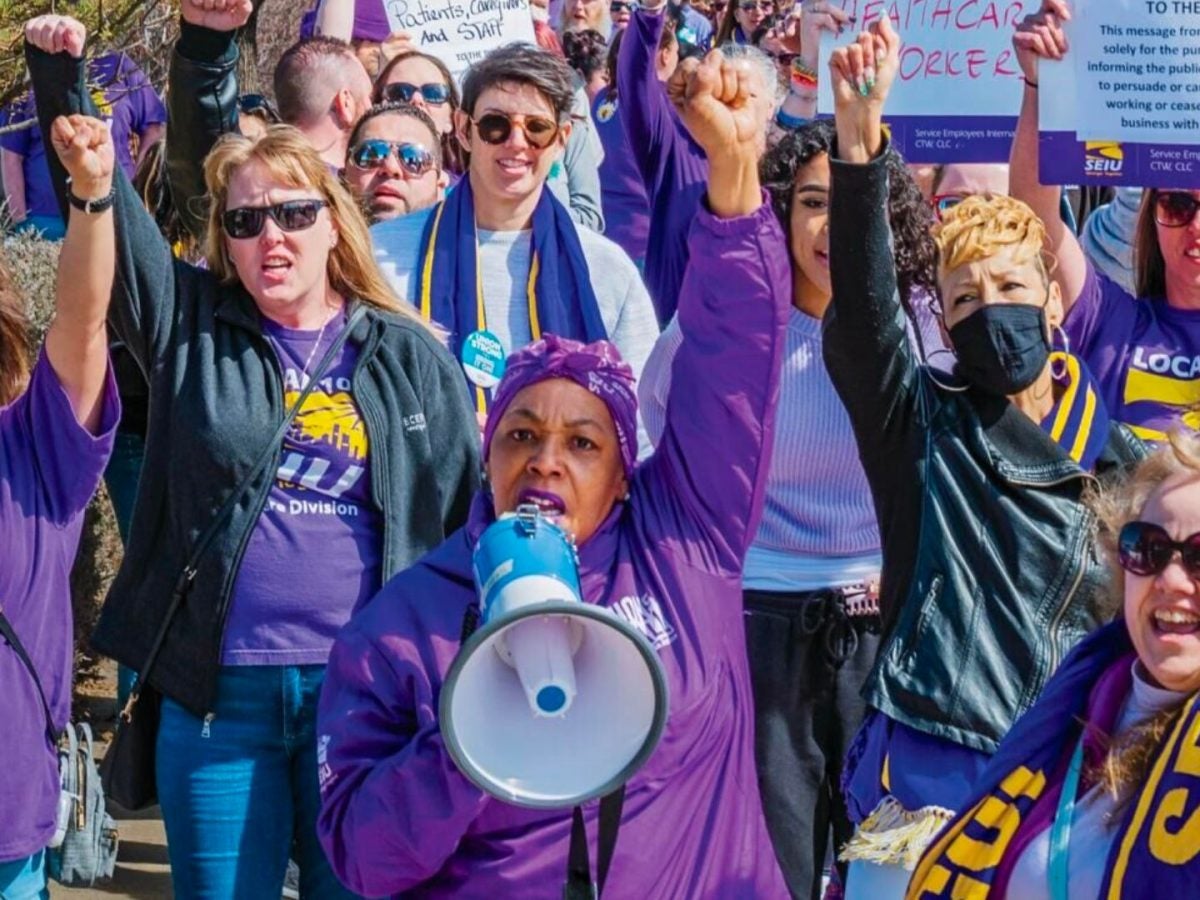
left=0, top=257, right=29, bottom=406
left=1085, top=431, right=1200, bottom=807
left=203, top=125, right=421, bottom=324
left=933, top=193, right=1049, bottom=278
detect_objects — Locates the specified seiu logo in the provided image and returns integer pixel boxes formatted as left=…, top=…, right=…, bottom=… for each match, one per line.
left=1085, top=141, right=1124, bottom=176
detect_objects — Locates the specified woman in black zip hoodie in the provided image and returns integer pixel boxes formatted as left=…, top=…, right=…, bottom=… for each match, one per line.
left=24, top=13, right=478, bottom=898
left=821, top=18, right=1143, bottom=897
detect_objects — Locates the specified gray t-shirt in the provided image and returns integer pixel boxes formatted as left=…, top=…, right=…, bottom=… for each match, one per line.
left=371, top=203, right=660, bottom=452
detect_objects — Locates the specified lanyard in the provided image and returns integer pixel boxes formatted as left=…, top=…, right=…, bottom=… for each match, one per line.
left=420, top=203, right=542, bottom=415
left=1048, top=736, right=1086, bottom=900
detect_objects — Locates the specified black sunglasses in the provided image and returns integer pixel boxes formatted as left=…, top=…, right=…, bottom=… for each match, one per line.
left=471, top=112, right=560, bottom=150
left=381, top=81, right=452, bottom=106
left=1154, top=191, right=1200, bottom=228
left=1118, top=521, right=1200, bottom=578
left=222, top=199, right=328, bottom=240
left=237, top=93, right=280, bottom=123
left=349, top=139, right=436, bottom=175
left=610, top=0, right=636, bottom=12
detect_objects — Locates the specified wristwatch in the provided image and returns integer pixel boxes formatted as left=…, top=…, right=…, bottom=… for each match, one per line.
left=66, top=177, right=116, bottom=214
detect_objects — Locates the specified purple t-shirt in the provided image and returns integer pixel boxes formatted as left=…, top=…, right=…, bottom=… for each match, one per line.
left=223, top=314, right=383, bottom=666
left=0, top=53, right=166, bottom=219
left=300, top=0, right=391, bottom=41
left=592, top=91, right=651, bottom=265
left=1066, top=265, right=1200, bottom=442
left=0, top=352, right=117, bottom=861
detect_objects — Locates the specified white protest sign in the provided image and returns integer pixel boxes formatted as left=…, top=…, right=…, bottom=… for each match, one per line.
left=1072, top=0, right=1200, bottom=145
left=817, top=0, right=1038, bottom=160
left=384, top=0, right=537, bottom=82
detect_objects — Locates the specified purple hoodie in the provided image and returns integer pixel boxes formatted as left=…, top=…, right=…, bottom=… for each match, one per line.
left=617, top=10, right=709, bottom=324
left=315, top=199, right=791, bottom=899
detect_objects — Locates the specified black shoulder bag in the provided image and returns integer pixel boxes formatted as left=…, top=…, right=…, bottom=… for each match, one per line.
left=101, top=305, right=366, bottom=810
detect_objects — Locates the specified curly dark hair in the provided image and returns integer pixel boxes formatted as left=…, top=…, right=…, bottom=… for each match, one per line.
left=760, top=119, right=938, bottom=313
left=563, top=28, right=609, bottom=84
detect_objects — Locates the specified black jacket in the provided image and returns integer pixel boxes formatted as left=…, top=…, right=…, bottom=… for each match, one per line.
left=823, top=146, right=1144, bottom=754
left=27, top=45, right=482, bottom=717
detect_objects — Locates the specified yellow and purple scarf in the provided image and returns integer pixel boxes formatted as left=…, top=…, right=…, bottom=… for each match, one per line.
left=908, top=621, right=1200, bottom=899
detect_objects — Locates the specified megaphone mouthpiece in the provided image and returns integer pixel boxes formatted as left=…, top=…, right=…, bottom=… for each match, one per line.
left=501, top=614, right=580, bottom=718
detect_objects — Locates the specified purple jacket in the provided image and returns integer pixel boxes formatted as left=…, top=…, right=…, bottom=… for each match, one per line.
left=617, top=10, right=709, bottom=325
left=316, top=200, right=791, bottom=899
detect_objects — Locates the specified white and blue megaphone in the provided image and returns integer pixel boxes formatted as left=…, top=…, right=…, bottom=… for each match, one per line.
left=440, top=505, right=668, bottom=809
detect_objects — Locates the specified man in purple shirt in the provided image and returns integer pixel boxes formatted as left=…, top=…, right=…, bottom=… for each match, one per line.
left=316, top=50, right=791, bottom=898
left=0, top=108, right=118, bottom=899
left=0, top=52, right=164, bottom=240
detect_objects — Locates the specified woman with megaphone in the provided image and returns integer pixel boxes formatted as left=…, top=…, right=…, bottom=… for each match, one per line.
left=315, top=48, right=792, bottom=899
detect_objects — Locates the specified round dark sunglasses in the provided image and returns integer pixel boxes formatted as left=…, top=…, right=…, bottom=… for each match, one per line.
left=222, top=199, right=328, bottom=240
left=237, top=93, right=280, bottom=123
left=471, top=112, right=560, bottom=150
left=381, top=81, right=452, bottom=106
left=1118, top=521, right=1200, bottom=578
left=349, top=140, right=436, bottom=175
left=1154, top=191, right=1200, bottom=228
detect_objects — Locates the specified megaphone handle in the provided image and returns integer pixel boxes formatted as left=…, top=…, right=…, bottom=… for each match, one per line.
left=563, top=786, right=626, bottom=900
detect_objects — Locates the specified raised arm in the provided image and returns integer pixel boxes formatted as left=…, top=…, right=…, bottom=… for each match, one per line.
left=316, top=609, right=488, bottom=896
left=166, top=0, right=250, bottom=242
left=44, top=114, right=114, bottom=432
left=822, top=18, right=924, bottom=466
left=640, top=49, right=790, bottom=573
left=616, top=5, right=686, bottom=191
left=25, top=17, right=181, bottom=372
left=312, top=0, right=355, bottom=41
left=1009, top=0, right=1088, bottom=312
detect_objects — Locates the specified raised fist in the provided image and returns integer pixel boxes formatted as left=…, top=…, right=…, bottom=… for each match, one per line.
left=50, top=115, right=115, bottom=199
left=181, top=0, right=254, bottom=34
left=25, top=15, right=86, bottom=58
left=669, top=49, right=766, bottom=161
left=828, top=15, right=900, bottom=111
left=1013, top=0, right=1071, bottom=83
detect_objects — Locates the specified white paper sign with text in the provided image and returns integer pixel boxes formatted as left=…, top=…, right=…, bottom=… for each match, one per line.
left=384, top=0, right=537, bottom=82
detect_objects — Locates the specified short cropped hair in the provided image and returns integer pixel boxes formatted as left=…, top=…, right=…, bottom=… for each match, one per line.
left=460, top=43, right=577, bottom=123
left=933, top=194, right=1048, bottom=276
left=274, top=37, right=368, bottom=126
left=347, top=102, right=441, bottom=165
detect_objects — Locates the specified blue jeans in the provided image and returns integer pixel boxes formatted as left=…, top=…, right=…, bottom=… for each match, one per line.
left=0, top=851, right=48, bottom=900
left=156, top=666, right=360, bottom=899
left=104, top=431, right=145, bottom=712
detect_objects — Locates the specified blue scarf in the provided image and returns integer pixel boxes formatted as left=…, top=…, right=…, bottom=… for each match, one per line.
left=417, top=179, right=608, bottom=409
left=908, top=621, right=1200, bottom=899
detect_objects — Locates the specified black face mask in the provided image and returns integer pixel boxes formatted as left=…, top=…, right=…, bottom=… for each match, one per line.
left=949, top=303, right=1051, bottom=396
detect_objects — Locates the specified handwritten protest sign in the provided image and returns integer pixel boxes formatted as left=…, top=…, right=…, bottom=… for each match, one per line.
left=384, top=0, right=536, bottom=82
left=817, top=0, right=1038, bottom=162
left=1038, top=0, right=1200, bottom=187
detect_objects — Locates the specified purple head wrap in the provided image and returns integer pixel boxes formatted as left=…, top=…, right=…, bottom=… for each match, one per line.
left=482, top=335, right=639, bottom=476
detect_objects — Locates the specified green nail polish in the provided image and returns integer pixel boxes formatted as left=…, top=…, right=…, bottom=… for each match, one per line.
left=859, top=82, right=870, bottom=97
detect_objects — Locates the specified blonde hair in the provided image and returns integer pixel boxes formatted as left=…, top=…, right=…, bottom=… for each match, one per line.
left=933, top=194, right=1048, bottom=277
left=203, top=125, right=421, bottom=324
left=0, top=257, right=29, bottom=406
left=1085, top=432, right=1200, bottom=806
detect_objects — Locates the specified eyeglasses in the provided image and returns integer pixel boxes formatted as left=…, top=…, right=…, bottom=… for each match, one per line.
left=1118, top=521, right=1200, bottom=578
left=221, top=199, right=328, bottom=239
left=381, top=81, right=453, bottom=106
left=738, top=0, right=773, bottom=10
left=931, top=193, right=966, bottom=222
left=610, top=0, right=636, bottom=12
left=237, top=93, right=280, bottom=123
left=471, top=112, right=560, bottom=150
left=348, top=140, right=436, bottom=176
left=1154, top=191, right=1200, bottom=228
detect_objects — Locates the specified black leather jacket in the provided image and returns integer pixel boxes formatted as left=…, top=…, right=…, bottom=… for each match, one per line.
left=824, top=148, right=1144, bottom=754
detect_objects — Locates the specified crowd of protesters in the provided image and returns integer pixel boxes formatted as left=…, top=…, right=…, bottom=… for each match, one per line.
left=2, top=0, right=1199, bottom=898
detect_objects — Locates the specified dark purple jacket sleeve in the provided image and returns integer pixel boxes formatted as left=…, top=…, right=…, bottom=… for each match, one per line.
left=316, top=601, right=489, bottom=896
left=636, top=197, right=791, bottom=575
left=617, top=11, right=682, bottom=194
